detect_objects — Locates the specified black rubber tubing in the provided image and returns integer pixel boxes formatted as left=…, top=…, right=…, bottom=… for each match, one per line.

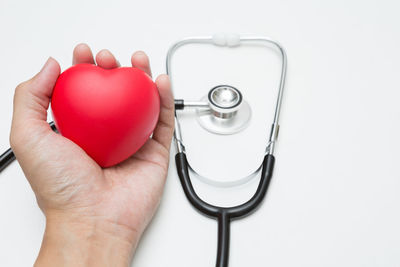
left=175, top=152, right=275, bottom=267
left=0, top=148, right=15, bottom=173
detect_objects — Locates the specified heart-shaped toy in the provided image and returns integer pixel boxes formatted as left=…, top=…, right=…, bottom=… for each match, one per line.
left=51, top=64, right=160, bottom=167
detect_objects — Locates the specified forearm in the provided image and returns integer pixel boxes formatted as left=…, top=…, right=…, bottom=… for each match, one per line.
left=35, top=211, right=140, bottom=267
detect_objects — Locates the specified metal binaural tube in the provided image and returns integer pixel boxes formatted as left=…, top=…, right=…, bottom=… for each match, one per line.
left=238, top=36, right=287, bottom=154
left=182, top=101, right=209, bottom=108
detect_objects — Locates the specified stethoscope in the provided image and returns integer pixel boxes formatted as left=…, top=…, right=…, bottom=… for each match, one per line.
left=168, top=34, right=287, bottom=267
left=0, top=34, right=287, bottom=267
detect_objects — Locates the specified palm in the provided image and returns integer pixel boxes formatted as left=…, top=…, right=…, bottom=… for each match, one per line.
left=41, top=129, right=169, bottom=230
left=103, top=138, right=170, bottom=229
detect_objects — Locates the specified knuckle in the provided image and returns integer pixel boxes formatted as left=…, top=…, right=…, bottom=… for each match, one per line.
left=15, top=81, right=28, bottom=92
left=14, top=81, right=30, bottom=97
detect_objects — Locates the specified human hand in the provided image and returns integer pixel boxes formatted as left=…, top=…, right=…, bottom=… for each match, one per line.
left=10, top=44, right=174, bottom=266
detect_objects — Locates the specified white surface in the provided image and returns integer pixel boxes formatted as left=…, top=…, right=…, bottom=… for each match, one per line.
left=1, top=0, right=400, bottom=266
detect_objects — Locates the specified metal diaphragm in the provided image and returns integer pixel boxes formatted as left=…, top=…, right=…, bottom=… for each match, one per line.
left=196, top=85, right=251, bottom=135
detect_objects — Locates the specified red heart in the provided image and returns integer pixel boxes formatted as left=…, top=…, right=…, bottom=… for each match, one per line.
left=51, top=64, right=160, bottom=167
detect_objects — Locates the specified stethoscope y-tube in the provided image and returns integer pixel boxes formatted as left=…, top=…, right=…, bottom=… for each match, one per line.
left=176, top=152, right=275, bottom=267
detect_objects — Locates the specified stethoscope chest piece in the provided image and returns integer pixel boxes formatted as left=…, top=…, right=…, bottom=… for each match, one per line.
left=196, top=85, right=252, bottom=135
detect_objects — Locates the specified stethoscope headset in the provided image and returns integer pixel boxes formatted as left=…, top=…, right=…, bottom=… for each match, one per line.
left=0, top=33, right=287, bottom=267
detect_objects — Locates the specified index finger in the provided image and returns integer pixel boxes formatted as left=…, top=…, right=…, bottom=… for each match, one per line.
left=72, top=43, right=95, bottom=65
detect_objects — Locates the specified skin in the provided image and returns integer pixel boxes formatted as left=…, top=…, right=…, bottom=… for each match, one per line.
left=9, top=44, right=175, bottom=266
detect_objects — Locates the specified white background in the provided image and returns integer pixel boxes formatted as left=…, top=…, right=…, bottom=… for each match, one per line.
left=0, top=0, right=400, bottom=266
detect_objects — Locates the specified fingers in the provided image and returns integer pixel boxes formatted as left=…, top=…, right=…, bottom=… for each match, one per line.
left=131, top=51, right=152, bottom=77
left=73, top=43, right=95, bottom=65
left=73, top=45, right=151, bottom=76
left=95, top=49, right=120, bottom=69
left=73, top=44, right=120, bottom=69
left=152, top=75, right=175, bottom=151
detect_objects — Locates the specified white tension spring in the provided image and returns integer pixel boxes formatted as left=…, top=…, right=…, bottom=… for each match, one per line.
left=212, top=33, right=241, bottom=47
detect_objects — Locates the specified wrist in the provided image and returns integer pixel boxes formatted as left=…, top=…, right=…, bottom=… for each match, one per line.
left=35, top=210, right=141, bottom=267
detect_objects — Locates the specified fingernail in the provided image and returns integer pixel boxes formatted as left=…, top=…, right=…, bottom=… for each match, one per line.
left=99, top=49, right=112, bottom=56
left=135, top=51, right=146, bottom=57
left=41, top=57, right=53, bottom=72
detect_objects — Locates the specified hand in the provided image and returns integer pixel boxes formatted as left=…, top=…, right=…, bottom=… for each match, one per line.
left=10, top=44, right=175, bottom=266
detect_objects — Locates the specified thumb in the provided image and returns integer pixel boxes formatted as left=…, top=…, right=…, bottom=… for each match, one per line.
left=10, top=57, right=60, bottom=149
